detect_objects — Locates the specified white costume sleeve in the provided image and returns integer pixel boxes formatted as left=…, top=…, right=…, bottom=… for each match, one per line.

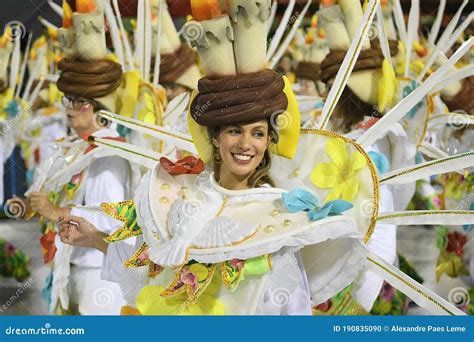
left=256, top=249, right=313, bottom=315
left=351, top=183, right=396, bottom=310
left=103, top=236, right=149, bottom=307
left=281, top=251, right=313, bottom=315
left=101, top=238, right=136, bottom=283
left=69, top=156, right=131, bottom=268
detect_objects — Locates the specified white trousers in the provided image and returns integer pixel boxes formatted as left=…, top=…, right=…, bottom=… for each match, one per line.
left=69, top=265, right=125, bottom=315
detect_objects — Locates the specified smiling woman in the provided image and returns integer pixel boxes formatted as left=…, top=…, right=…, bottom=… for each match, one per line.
left=208, top=120, right=278, bottom=190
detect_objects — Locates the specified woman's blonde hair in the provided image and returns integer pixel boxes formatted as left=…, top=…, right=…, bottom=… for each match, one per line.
left=208, top=121, right=278, bottom=188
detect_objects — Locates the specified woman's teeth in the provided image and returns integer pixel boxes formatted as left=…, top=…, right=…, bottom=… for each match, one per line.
left=233, top=154, right=252, bottom=161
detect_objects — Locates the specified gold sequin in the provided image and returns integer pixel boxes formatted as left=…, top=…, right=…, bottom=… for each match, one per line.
left=178, top=186, right=188, bottom=199
left=283, top=219, right=292, bottom=227
left=271, top=209, right=281, bottom=217
left=290, top=169, right=300, bottom=178
left=402, top=120, right=409, bottom=130
left=263, top=225, right=275, bottom=234
left=161, top=183, right=170, bottom=190
left=160, top=196, right=170, bottom=204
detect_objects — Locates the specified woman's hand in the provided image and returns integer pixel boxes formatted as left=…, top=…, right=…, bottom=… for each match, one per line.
left=58, top=215, right=108, bottom=254
left=28, top=192, right=70, bottom=222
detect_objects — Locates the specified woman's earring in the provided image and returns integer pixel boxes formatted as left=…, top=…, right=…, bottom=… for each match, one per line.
left=213, top=146, right=223, bottom=165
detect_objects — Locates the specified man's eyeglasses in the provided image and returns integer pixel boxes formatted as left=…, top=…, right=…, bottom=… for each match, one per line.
left=61, top=96, right=92, bottom=110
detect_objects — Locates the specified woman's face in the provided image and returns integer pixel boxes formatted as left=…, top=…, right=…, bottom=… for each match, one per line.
left=216, top=120, right=270, bottom=178
left=299, top=79, right=319, bottom=96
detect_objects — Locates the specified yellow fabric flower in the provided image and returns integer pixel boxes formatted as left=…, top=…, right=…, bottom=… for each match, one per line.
left=378, top=59, right=397, bottom=113
left=136, top=273, right=225, bottom=315
left=311, top=138, right=367, bottom=202
left=188, top=263, right=209, bottom=282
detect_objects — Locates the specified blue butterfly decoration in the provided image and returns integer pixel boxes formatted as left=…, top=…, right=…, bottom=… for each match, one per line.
left=5, top=99, right=20, bottom=118
left=403, top=80, right=424, bottom=119
left=282, top=188, right=353, bottom=221
left=368, top=151, right=389, bottom=174
left=463, top=202, right=474, bottom=233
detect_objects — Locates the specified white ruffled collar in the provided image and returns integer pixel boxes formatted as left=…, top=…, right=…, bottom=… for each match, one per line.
left=205, top=171, right=286, bottom=197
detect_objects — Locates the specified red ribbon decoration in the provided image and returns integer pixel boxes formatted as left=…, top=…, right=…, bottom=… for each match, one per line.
left=159, top=156, right=205, bottom=175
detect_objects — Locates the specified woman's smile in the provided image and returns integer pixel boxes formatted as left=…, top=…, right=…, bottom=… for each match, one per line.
left=231, top=152, right=254, bottom=164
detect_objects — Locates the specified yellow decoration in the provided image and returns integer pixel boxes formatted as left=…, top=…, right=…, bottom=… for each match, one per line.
left=413, top=41, right=428, bottom=58
left=138, top=90, right=157, bottom=124
left=395, top=41, right=406, bottom=76
left=311, top=138, right=367, bottom=202
left=188, top=263, right=209, bottom=282
left=136, top=274, right=225, bottom=315
left=311, top=14, right=318, bottom=28
left=47, top=26, right=58, bottom=40
left=116, top=70, right=140, bottom=118
left=187, top=90, right=212, bottom=163
left=33, top=36, right=47, bottom=49
left=435, top=250, right=469, bottom=281
left=120, top=305, right=141, bottom=315
left=48, top=83, right=60, bottom=105
left=0, top=88, right=14, bottom=120
left=378, top=59, right=397, bottom=113
left=268, top=75, right=301, bottom=159
left=0, top=27, right=11, bottom=48
left=410, top=60, right=425, bottom=76
left=105, top=53, right=120, bottom=64
left=62, top=0, right=73, bottom=28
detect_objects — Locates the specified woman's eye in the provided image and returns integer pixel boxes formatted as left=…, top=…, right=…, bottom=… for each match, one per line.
left=253, top=131, right=265, bottom=138
left=228, top=128, right=241, bottom=135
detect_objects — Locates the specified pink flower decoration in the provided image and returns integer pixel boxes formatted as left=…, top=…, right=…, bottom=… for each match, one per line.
left=4, top=242, right=16, bottom=257
left=230, top=259, right=245, bottom=271
left=180, top=268, right=198, bottom=290
left=315, top=300, right=332, bottom=312
left=138, top=249, right=149, bottom=262
left=447, top=231, right=468, bottom=257
left=380, top=281, right=395, bottom=302
left=70, top=173, right=82, bottom=185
